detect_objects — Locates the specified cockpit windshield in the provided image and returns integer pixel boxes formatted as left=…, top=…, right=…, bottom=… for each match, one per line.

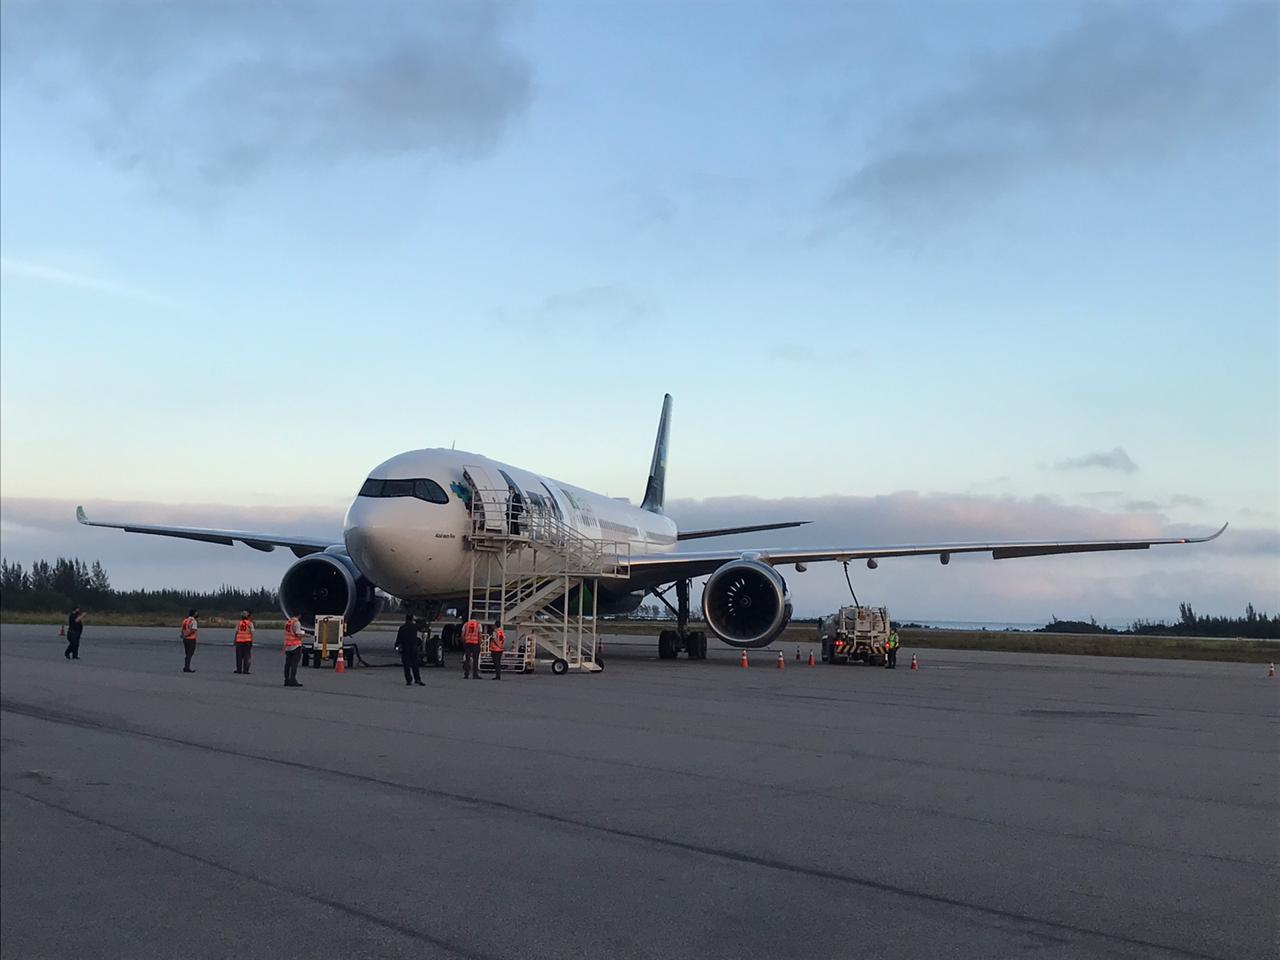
left=358, top=478, right=450, bottom=504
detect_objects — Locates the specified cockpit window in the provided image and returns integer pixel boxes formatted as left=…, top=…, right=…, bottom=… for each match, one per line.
left=358, top=477, right=450, bottom=504
left=413, top=479, right=449, bottom=504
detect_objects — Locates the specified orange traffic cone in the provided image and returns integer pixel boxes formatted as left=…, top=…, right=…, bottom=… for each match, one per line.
left=58, top=625, right=65, bottom=637
left=739, top=649, right=748, bottom=669
left=335, top=647, right=346, bottom=674
left=808, top=651, right=815, bottom=667
left=1269, top=662, right=1275, bottom=678
left=777, top=651, right=785, bottom=670
left=910, top=654, right=918, bottom=671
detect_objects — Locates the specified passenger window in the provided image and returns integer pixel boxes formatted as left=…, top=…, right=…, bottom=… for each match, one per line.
left=359, top=479, right=384, bottom=497
left=413, top=479, right=449, bottom=504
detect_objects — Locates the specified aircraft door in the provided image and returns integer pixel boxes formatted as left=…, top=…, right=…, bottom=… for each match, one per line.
left=463, top=464, right=511, bottom=535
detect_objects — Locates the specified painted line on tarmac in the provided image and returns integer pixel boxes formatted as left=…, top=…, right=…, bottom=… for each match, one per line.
left=1, top=785, right=502, bottom=960
left=1, top=699, right=1235, bottom=960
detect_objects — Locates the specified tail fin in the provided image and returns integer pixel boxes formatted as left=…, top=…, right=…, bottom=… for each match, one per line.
left=641, top=394, right=672, bottom=514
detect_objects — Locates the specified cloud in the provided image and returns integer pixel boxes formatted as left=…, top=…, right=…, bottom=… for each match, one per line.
left=827, top=5, right=1278, bottom=224
left=1054, top=448, right=1139, bottom=474
left=541, top=285, right=656, bottom=321
left=665, top=491, right=1277, bottom=619
left=0, top=255, right=177, bottom=306
left=2, top=493, right=1273, bottom=620
left=0, top=2, right=532, bottom=188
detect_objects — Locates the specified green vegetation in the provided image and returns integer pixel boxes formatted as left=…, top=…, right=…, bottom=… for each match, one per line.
left=3, top=556, right=1276, bottom=661
left=1, top=557, right=279, bottom=621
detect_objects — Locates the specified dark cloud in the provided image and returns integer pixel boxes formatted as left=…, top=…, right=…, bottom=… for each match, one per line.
left=0, top=2, right=532, bottom=187
left=666, top=491, right=1275, bottom=618
left=828, top=5, right=1277, bottom=224
left=4, top=493, right=1272, bottom=619
left=1054, top=448, right=1139, bottom=474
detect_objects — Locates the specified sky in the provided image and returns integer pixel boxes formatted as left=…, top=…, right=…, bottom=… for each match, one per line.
left=1, top=1, right=1276, bottom=621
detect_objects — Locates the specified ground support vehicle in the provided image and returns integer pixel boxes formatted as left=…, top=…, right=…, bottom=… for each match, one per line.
left=820, top=605, right=891, bottom=666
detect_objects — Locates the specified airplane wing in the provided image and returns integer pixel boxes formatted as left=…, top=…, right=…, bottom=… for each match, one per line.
left=624, top=523, right=1229, bottom=589
left=677, top=520, right=810, bottom=541
left=76, top=506, right=336, bottom=558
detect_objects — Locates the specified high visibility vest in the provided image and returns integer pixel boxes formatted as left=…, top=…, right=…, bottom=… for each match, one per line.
left=462, top=620, right=481, bottom=646
left=888, top=633, right=899, bottom=650
left=283, top=618, right=303, bottom=651
left=235, top=619, right=254, bottom=643
left=489, top=628, right=505, bottom=654
left=181, top=617, right=197, bottom=641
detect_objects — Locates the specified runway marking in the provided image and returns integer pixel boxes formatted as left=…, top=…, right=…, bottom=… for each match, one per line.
left=0, top=700, right=1240, bottom=960
left=1, top=785, right=502, bottom=960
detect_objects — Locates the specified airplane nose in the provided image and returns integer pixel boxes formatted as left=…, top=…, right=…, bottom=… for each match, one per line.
left=344, top=497, right=424, bottom=595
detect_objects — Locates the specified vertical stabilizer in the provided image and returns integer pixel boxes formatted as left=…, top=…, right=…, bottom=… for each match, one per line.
left=641, top=394, right=672, bottom=514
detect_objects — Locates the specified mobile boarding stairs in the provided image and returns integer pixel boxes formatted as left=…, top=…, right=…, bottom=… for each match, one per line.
left=465, top=481, right=630, bottom=675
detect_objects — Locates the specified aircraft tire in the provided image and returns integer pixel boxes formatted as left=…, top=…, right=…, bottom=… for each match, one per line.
left=658, top=630, right=677, bottom=659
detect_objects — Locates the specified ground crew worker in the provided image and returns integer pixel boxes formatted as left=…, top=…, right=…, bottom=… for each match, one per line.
left=234, top=610, right=255, bottom=674
left=885, top=627, right=900, bottom=669
left=283, top=614, right=305, bottom=687
left=64, top=607, right=84, bottom=660
left=396, top=612, right=424, bottom=687
left=489, top=624, right=506, bottom=680
left=462, top=616, right=482, bottom=679
left=180, top=608, right=199, bottom=673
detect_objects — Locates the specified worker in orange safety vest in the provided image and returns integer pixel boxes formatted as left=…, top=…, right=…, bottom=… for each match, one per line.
left=462, top=617, right=482, bottom=679
left=283, top=615, right=305, bottom=688
left=234, top=610, right=255, bottom=675
left=180, top=608, right=199, bottom=673
left=489, top=625, right=506, bottom=681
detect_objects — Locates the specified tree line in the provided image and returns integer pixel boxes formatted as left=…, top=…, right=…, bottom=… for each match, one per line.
left=2, top=557, right=1275, bottom=638
left=1036, top=602, right=1278, bottom=639
left=1, top=557, right=279, bottom=616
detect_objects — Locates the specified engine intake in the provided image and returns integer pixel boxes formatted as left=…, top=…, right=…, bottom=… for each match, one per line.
left=701, top=558, right=792, bottom=648
left=279, top=552, right=382, bottom=635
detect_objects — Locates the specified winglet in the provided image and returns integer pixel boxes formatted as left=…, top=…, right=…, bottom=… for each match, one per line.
left=76, top=505, right=89, bottom=524
left=1186, top=522, right=1228, bottom=544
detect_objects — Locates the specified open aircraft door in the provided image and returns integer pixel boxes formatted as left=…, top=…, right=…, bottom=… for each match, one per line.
left=463, top=464, right=511, bottom=535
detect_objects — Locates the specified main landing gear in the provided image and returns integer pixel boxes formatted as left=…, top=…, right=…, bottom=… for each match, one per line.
left=652, top=579, right=708, bottom=660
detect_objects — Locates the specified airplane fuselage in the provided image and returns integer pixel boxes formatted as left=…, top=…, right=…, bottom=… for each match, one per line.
left=342, top=449, right=678, bottom=606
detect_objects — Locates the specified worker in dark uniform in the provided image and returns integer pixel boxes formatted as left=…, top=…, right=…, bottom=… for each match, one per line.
left=396, top=612, right=424, bottom=687
left=489, top=624, right=506, bottom=680
left=64, top=607, right=84, bottom=660
left=885, top=627, right=900, bottom=669
left=462, top=617, right=482, bottom=679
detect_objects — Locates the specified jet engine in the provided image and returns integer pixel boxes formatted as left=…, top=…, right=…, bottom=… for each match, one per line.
left=700, top=558, right=792, bottom=648
left=279, top=551, right=382, bottom=635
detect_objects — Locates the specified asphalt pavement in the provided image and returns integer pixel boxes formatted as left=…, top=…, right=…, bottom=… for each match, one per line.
left=2, top=623, right=1277, bottom=960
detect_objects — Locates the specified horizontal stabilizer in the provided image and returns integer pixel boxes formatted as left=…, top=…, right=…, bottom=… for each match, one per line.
left=677, top=520, right=810, bottom=542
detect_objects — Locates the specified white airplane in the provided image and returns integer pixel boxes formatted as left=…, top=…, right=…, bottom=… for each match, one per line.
left=77, top=395, right=1225, bottom=659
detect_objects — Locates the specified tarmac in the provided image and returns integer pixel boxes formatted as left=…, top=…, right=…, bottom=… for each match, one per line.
left=2, top=622, right=1277, bottom=960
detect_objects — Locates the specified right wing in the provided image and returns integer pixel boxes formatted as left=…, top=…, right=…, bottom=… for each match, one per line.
left=623, top=523, right=1229, bottom=590
left=76, top=506, right=336, bottom=558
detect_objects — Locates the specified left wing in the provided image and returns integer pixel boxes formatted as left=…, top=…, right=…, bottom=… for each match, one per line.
left=76, top=506, right=336, bottom=558
left=623, top=523, right=1228, bottom=589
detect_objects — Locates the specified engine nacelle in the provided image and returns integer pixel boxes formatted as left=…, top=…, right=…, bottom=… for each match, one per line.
left=279, top=551, right=382, bottom=635
left=701, top=558, right=792, bottom=648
